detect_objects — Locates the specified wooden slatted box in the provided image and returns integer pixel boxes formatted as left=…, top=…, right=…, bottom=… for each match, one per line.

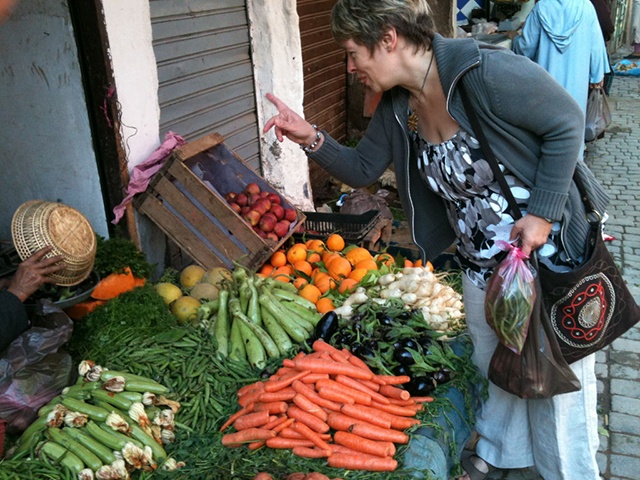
left=134, top=133, right=305, bottom=271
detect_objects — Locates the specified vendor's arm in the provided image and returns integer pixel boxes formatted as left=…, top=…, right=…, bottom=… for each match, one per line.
left=511, top=6, right=542, bottom=59
left=0, top=289, right=29, bottom=351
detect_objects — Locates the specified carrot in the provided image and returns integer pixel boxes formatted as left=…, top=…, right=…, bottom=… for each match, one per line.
left=258, top=388, right=297, bottom=403
left=282, top=358, right=296, bottom=368
left=292, top=381, right=341, bottom=412
left=334, top=375, right=389, bottom=405
left=329, top=351, right=351, bottom=364
left=326, top=412, right=360, bottom=432
left=254, top=401, right=288, bottom=415
left=248, top=441, right=265, bottom=451
left=132, top=276, right=146, bottom=288
left=221, top=428, right=276, bottom=446
left=279, top=428, right=331, bottom=441
left=316, top=379, right=372, bottom=405
left=329, top=444, right=363, bottom=456
left=265, top=437, right=315, bottom=449
left=312, top=339, right=347, bottom=358
left=91, top=266, right=136, bottom=300
left=374, top=374, right=411, bottom=385
left=292, top=420, right=332, bottom=452
left=370, top=401, right=418, bottom=417
left=387, top=398, right=416, bottom=406
left=333, top=431, right=396, bottom=458
left=219, top=403, right=255, bottom=432
left=317, top=386, right=355, bottom=405
left=238, top=381, right=266, bottom=397
left=412, top=396, right=435, bottom=403
left=293, top=357, right=373, bottom=380
left=233, top=410, right=270, bottom=431
left=300, top=373, right=330, bottom=384
left=359, top=378, right=381, bottom=392
left=291, top=446, right=330, bottom=458
left=239, top=389, right=263, bottom=407
left=379, top=384, right=411, bottom=401
left=64, top=299, right=107, bottom=320
left=350, top=423, right=409, bottom=444
left=252, top=473, right=273, bottom=480
left=346, top=353, right=373, bottom=373
left=292, top=393, right=328, bottom=422
left=264, top=370, right=311, bottom=393
left=386, top=415, right=420, bottom=430
left=271, top=417, right=295, bottom=434
left=327, top=452, right=398, bottom=471
left=340, top=404, right=391, bottom=429
left=263, top=415, right=288, bottom=431
left=287, top=405, right=330, bottom=433
left=274, top=366, right=296, bottom=376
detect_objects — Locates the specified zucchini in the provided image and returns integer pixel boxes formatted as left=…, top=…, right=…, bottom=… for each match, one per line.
left=123, top=378, right=168, bottom=394
left=12, top=416, right=48, bottom=457
left=91, top=389, right=133, bottom=410
left=47, top=427, right=103, bottom=472
left=129, top=423, right=167, bottom=461
left=61, top=397, right=110, bottom=422
left=64, top=426, right=117, bottom=465
left=39, top=440, right=85, bottom=474
left=97, top=421, right=144, bottom=450
left=84, top=421, right=127, bottom=451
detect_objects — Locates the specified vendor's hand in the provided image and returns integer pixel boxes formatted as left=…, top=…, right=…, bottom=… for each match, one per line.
left=263, top=93, right=321, bottom=149
left=506, top=30, right=519, bottom=40
left=590, top=80, right=605, bottom=90
left=510, top=214, right=553, bottom=257
left=6, top=246, right=64, bottom=302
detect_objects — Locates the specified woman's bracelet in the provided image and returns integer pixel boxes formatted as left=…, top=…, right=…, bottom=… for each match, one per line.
left=300, top=124, right=322, bottom=153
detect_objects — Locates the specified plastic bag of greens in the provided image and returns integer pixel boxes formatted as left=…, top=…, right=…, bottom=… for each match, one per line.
left=485, top=241, right=536, bottom=354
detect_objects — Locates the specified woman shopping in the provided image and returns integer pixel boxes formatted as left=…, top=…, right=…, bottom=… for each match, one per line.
left=263, top=0, right=609, bottom=479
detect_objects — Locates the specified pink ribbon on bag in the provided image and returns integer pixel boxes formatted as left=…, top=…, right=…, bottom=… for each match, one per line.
left=112, top=131, right=186, bottom=224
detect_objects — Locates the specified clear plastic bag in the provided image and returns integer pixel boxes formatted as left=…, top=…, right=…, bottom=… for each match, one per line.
left=485, top=241, right=536, bottom=354
left=585, top=88, right=612, bottom=142
left=0, top=301, right=74, bottom=433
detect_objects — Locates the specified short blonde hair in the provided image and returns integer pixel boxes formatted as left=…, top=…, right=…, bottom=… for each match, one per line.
left=331, top=0, right=435, bottom=53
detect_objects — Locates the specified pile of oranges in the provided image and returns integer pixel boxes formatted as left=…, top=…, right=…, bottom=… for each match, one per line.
left=258, top=233, right=422, bottom=314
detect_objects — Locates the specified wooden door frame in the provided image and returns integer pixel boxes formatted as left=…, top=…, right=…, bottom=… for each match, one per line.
left=67, top=0, right=138, bottom=243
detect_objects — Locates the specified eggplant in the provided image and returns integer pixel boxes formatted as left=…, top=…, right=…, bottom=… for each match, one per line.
left=393, top=349, right=416, bottom=365
left=406, top=375, right=436, bottom=396
left=314, top=311, right=339, bottom=341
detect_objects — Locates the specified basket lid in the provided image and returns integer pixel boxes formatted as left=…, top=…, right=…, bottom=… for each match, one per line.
left=11, top=200, right=97, bottom=286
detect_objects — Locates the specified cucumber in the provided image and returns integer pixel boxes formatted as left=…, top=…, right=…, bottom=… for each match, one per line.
left=61, top=397, right=110, bottom=422
left=47, top=427, right=103, bottom=472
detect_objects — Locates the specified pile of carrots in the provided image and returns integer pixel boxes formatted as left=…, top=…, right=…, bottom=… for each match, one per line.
left=220, top=340, right=433, bottom=472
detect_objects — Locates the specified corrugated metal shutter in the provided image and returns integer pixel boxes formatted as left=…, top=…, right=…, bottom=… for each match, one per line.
left=298, top=0, right=346, bottom=197
left=150, top=0, right=261, bottom=171
left=298, top=0, right=346, bottom=141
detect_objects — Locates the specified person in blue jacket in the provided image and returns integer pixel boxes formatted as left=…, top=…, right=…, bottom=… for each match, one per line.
left=510, top=0, right=610, bottom=114
left=0, top=246, right=63, bottom=352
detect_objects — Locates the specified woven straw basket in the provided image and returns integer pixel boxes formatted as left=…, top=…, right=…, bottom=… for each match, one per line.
left=11, top=200, right=97, bottom=286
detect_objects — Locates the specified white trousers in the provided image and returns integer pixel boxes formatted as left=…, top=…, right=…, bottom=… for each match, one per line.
left=462, top=274, right=600, bottom=479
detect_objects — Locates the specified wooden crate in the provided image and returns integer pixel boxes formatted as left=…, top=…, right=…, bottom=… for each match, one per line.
left=134, top=133, right=305, bottom=272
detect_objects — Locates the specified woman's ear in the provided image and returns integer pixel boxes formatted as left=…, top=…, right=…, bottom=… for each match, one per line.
left=381, top=28, right=398, bottom=52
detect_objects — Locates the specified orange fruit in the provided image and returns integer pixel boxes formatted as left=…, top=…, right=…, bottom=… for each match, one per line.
left=327, top=256, right=352, bottom=280
left=270, top=250, right=287, bottom=268
left=293, top=260, right=313, bottom=277
left=313, top=272, right=336, bottom=294
left=345, top=246, right=373, bottom=266
left=404, top=259, right=414, bottom=268
left=293, top=276, right=309, bottom=290
left=259, top=264, right=275, bottom=277
left=348, top=267, right=368, bottom=283
left=272, top=265, right=294, bottom=282
left=286, top=244, right=308, bottom=264
left=322, top=251, right=341, bottom=266
left=305, top=239, right=325, bottom=253
left=326, top=233, right=345, bottom=252
left=355, top=258, right=378, bottom=271
left=298, top=283, right=322, bottom=304
left=315, top=297, right=335, bottom=314
left=338, top=277, right=358, bottom=294
left=307, top=252, right=322, bottom=264
left=375, top=252, right=395, bottom=267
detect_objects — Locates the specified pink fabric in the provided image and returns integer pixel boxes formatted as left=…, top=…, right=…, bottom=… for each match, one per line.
left=112, top=131, right=186, bottom=224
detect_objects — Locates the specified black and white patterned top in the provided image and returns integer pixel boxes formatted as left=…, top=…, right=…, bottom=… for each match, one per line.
left=410, top=125, right=577, bottom=288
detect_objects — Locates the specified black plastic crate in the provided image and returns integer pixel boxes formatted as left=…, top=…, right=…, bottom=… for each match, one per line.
left=295, top=210, right=381, bottom=243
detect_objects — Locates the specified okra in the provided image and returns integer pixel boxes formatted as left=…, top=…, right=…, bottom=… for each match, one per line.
left=47, top=427, right=103, bottom=472
left=39, top=440, right=85, bottom=474
left=63, top=426, right=117, bottom=465
left=60, top=397, right=110, bottom=422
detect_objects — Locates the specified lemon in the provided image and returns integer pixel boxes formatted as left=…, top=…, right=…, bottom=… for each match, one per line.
left=171, top=296, right=201, bottom=324
left=155, top=282, right=183, bottom=306
left=189, top=282, right=220, bottom=301
left=179, top=264, right=206, bottom=290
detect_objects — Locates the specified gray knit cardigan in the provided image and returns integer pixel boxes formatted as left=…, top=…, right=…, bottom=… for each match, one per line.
left=310, top=34, right=609, bottom=262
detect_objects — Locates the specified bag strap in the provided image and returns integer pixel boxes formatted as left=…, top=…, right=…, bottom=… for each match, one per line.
left=458, top=83, right=599, bottom=223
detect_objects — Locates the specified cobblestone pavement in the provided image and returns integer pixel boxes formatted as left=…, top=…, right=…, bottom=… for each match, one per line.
left=483, top=48, right=640, bottom=480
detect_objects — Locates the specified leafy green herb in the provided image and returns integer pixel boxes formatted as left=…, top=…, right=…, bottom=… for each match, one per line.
left=93, top=235, right=155, bottom=279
